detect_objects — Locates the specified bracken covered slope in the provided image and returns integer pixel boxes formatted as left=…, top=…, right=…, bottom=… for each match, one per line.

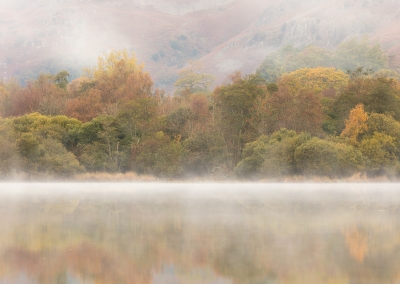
left=0, top=0, right=399, bottom=90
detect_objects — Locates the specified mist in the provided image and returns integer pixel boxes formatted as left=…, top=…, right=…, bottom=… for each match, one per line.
left=1, top=0, right=398, bottom=88
left=1, top=183, right=400, bottom=283
left=1, top=2, right=400, bottom=282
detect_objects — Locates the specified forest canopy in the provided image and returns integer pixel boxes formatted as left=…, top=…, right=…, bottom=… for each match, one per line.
left=1, top=42, right=400, bottom=180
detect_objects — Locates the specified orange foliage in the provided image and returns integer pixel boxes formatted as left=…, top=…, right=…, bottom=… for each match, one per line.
left=87, top=50, right=154, bottom=105
left=190, top=94, right=211, bottom=130
left=340, top=104, right=368, bottom=143
left=10, top=82, right=42, bottom=116
left=64, top=89, right=103, bottom=122
left=265, top=87, right=323, bottom=135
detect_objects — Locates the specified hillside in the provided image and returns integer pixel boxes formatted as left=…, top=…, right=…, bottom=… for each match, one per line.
left=0, top=0, right=400, bottom=91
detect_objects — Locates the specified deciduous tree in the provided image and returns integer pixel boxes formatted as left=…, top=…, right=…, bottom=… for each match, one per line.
left=213, top=73, right=266, bottom=165
left=174, top=61, right=215, bottom=97
left=340, top=104, right=368, bottom=144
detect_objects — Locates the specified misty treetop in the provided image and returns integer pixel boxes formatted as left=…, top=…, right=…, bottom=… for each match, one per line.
left=0, top=46, right=400, bottom=180
left=256, top=37, right=396, bottom=83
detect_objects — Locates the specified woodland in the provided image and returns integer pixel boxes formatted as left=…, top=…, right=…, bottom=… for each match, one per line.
left=1, top=38, right=400, bottom=180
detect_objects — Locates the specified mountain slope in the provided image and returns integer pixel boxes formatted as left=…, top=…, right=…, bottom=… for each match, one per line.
left=0, top=0, right=399, bottom=90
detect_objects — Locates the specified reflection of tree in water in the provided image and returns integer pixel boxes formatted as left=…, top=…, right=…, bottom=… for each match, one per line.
left=344, top=226, right=368, bottom=263
left=1, top=197, right=400, bottom=283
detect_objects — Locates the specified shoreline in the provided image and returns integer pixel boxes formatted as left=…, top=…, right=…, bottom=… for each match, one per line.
left=0, top=172, right=398, bottom=183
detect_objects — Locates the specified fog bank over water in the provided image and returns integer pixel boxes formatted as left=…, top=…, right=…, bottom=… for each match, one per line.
left=1, top=182, right=400, bottom=283
left=1, top=183, right=400, bottom=205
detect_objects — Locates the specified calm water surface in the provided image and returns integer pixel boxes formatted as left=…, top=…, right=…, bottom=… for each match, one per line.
left=0, top=183, right=399, bottom=284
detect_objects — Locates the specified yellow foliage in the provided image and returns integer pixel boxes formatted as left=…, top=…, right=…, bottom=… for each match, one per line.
left=91, top=50, right=140, bottom=81
left=279, top=67, right=349, bottom=95
left=341, top=104, right=368, bottom=143
left=84, top=50, right=153, bottom=105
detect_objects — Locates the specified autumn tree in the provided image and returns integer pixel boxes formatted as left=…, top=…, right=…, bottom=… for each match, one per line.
left=328, top=74, right=400, bottom=134
left=340, top=104, right=368, bottom=144
left=9, top=72, right=69, bottom=117
left=278, top=67, right=349, bottom=95
left=174, top=61, right=215, bottom=97
left=89, top=50, right=153, bottom=99
left=64, top=51, right=157, bottom=122
left=262, top=67, right=349, bottom=135
left=213, top=73, right=266, bottom=165
left=0, top=79, right=21, bottom=117
left=264, top=87, right=323, bottom=135
left=64, top=89, right=103, bottom=122
left=256, top=38, right=390, bottom=84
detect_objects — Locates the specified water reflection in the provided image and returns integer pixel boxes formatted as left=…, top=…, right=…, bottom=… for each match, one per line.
left=0, top=183, right=400, bottom=284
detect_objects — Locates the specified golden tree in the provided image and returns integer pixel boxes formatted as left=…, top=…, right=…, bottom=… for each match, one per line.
left=279, top=67, right=349, bottom=95
left=340, top=104, right=368, bottom=143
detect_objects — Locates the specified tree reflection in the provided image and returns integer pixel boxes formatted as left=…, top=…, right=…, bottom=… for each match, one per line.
left=0, top=195, right=400, bottom=283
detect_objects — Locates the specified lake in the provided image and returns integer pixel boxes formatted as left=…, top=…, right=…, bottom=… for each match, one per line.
left=0, top=183, right=399, bottom=284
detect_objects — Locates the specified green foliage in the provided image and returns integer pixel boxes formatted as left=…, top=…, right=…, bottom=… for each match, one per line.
left=37, top=138, right=85, bottom=177
left=183, top=128, right=230, bottom=176
left=234, top=135, right=268, bottom=178
left=213, top=73, right=266, bottom=164
left=325, top=73, right=400, bottom=135
left=12, top=113, right=82, bottom=150
left=294, top=137, right=364, bottom=177
left=360, top=132, right=400, bottom=176
left=0, top=118, right=19, bottom=176
left=362, top=77, right=400, bottom=118
left=235, top=130, right=311, bottom=178
left=261, top=131, right=311, bottom=177
left=257, top=38, right=390, bottom=83
left=16, top=132, right=41, bottom=160
left=174, top=61, right=215, bottom=96
left=366, top=114, right=400, bottom=153
left=334, top=37, right=388, bottom=72
left=54, top=70, right=70, bottom=90
left=268, top=128, right=297, bottom=144
left=12, top=113, right=85, bottom=177
left=256, top=45, right=299, bottom=82
left=165, top=107, right=193, bottom=139
left=78, top=115, right=128, bottom=172
left=1, top=47, right=400, bottom=180
left=329, top=91, right=359, bottom=133
left=117, top=97, right=159, bottom=139
left=133, top=132, right=183, bottom=177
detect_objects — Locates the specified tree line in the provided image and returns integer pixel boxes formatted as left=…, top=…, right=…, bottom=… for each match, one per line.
left=0, top=42, right=400, bottom=179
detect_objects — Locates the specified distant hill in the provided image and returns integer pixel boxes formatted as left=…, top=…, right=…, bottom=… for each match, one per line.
left=1, top=0, right=400, bottom=91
